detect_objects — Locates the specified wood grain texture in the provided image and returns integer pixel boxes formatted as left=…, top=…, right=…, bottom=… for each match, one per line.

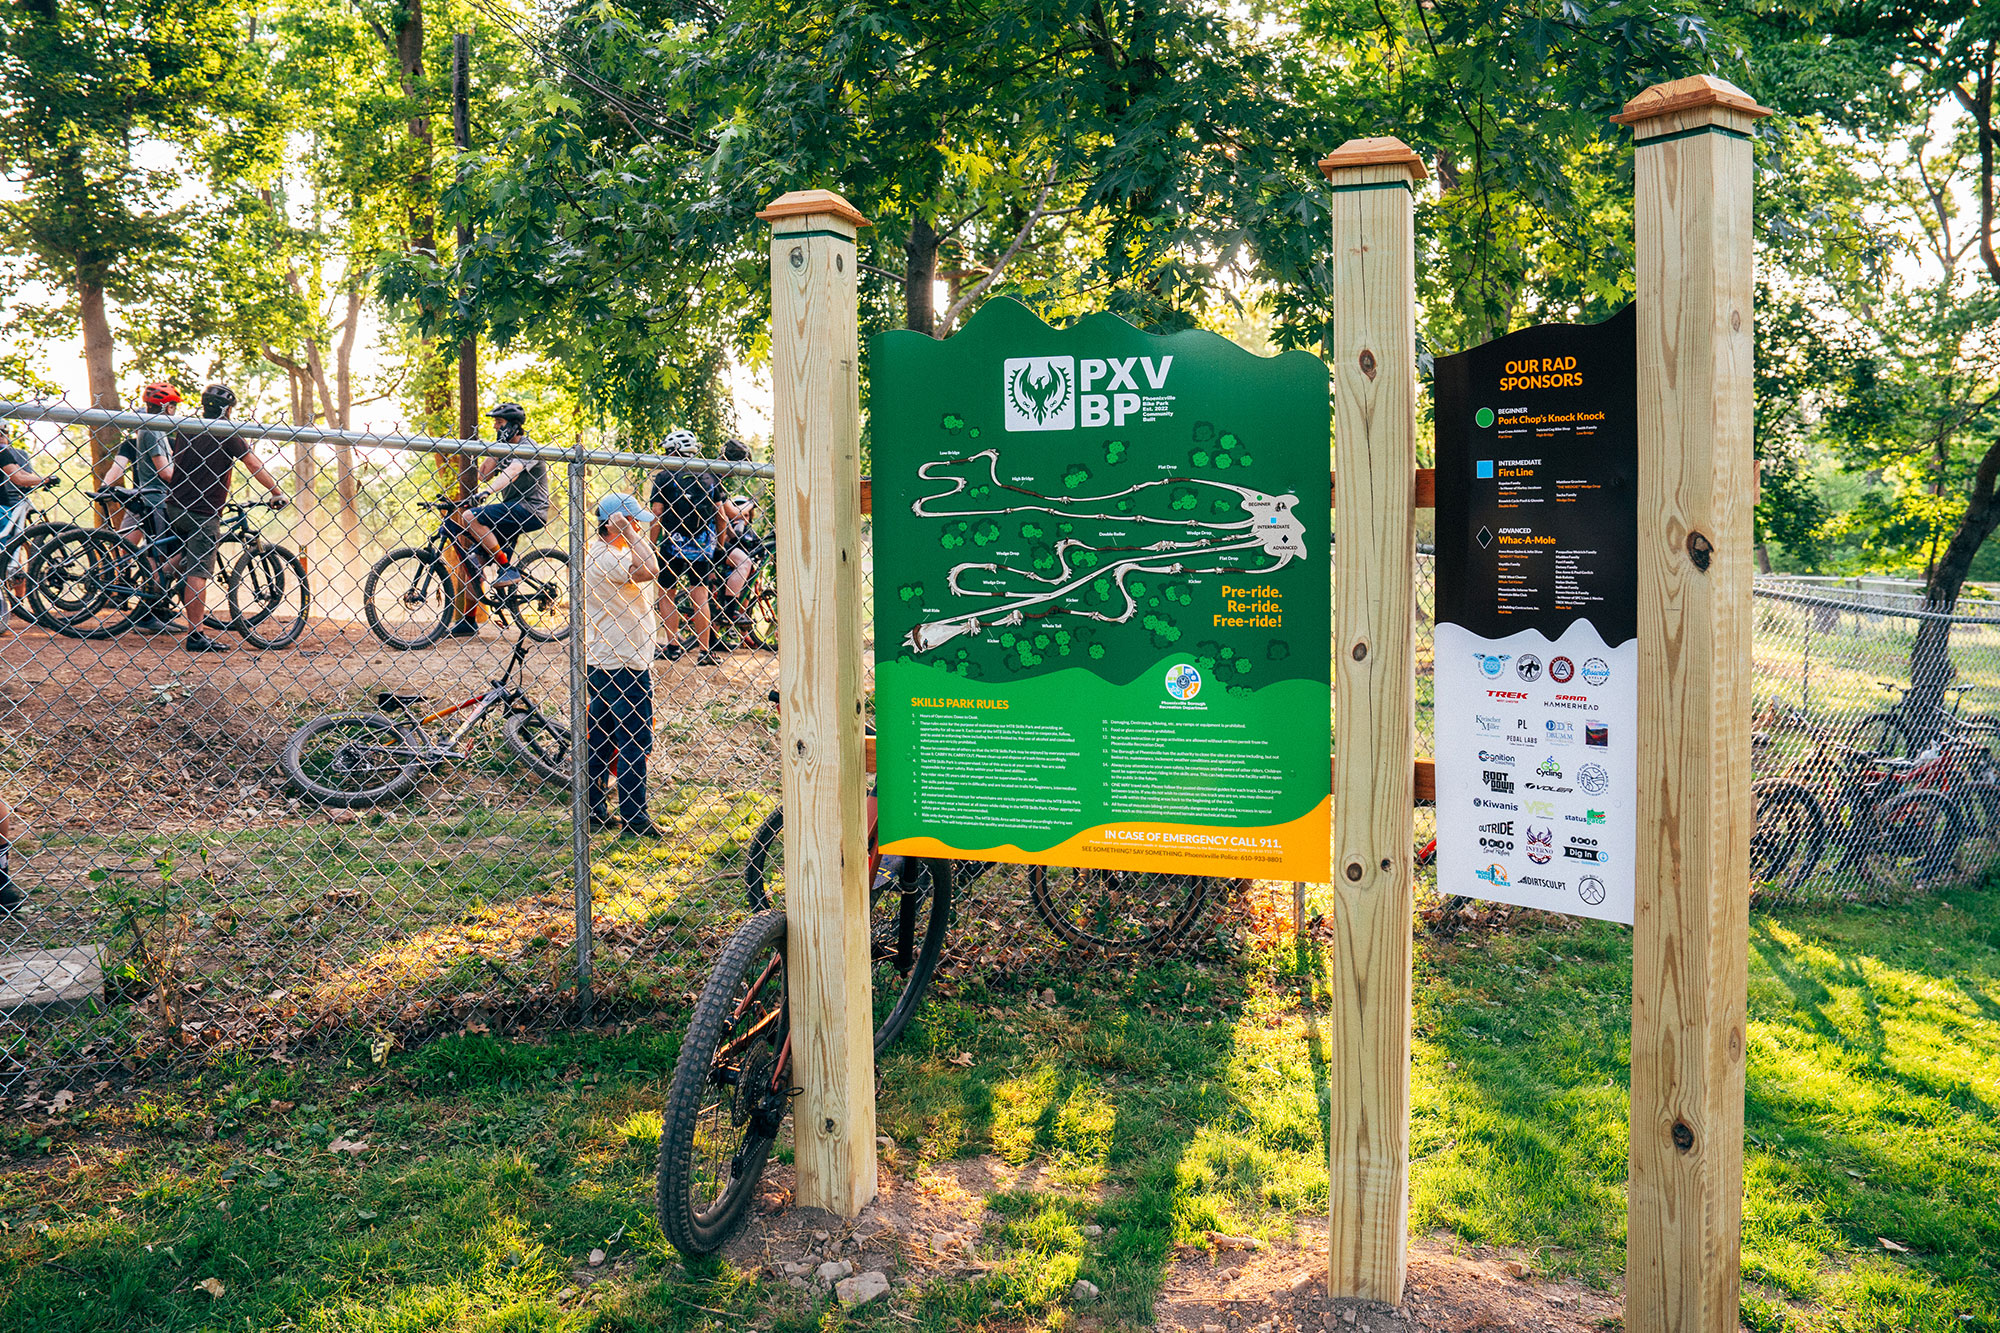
left=768, top=201, right=877, bottom=1216
left=1626, top=88, right=1765, bottom=1333
left=1326, top=151, right=1421, bottom=1305
left=1331, top=468, right=1433, bottom=510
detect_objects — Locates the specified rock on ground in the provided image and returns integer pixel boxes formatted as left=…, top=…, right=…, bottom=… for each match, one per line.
left=836, top=1271, right=891, bottom=1306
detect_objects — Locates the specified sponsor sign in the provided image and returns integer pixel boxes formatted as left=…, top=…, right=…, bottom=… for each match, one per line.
left=873, top=297, right=1331, bottom=879
left=1432, top=307, right=1638, bottom=923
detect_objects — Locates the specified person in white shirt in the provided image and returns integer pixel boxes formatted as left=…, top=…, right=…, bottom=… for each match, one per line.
left=585, top=493, right=661, bottom=836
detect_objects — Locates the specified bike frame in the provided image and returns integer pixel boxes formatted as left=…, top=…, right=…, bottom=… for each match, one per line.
left=396, top=633, right=540, bottom=757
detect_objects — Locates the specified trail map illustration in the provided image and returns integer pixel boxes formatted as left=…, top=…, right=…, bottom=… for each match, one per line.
left=871, top=298, right=1331, bottom=881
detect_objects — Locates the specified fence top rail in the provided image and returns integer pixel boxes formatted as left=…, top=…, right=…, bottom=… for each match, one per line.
left=1751, top=581, right=2000, bottom=626
left=0, top=399, right=775, bottom=479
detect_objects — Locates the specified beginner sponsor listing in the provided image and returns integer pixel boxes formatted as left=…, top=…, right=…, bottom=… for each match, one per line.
left=1432, top=306, right=1637, bottom=923
left=870, top=298, right=1332, bottom=881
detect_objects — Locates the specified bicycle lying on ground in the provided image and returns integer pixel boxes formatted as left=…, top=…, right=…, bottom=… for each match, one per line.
left=33, top=491, right=308, bottom=648
left=281, top=617, right=571, bottom=806
left=363, top=495, right=570, bottom=649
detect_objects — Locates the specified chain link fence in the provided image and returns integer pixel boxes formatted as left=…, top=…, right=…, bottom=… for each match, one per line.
left=0, top=395, right=1987, bottom=1093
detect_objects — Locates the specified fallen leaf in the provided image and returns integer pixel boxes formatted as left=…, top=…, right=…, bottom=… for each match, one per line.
left=589, top=1249, right=606, bottom=1267
left=1502, top=1260, right=1529, bottom=1278
left=328, top=1137, right=370, bottom=1156
left=947, top=1052, right=973, bottom=1067
left=1878, top=1237, right=1909, bottom=1253
left=48, top=1091, right=74, bottom=1113
left=197, top=1278, right=225, bottom=1298
left=356, top=1210, right=378, bottom=1221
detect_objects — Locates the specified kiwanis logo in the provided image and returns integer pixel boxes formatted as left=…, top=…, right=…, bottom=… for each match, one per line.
left=1002, top=356, right=1076, bottom=431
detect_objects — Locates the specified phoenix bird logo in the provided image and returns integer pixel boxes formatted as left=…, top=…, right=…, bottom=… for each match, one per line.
left=1002, top=356, right=1075, bottom=430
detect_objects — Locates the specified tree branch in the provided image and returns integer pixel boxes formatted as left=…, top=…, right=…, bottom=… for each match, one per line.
left=939, top=168, right=1061, bottom=328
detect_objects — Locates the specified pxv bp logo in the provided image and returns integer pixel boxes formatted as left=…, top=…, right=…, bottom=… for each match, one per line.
left=1002, top=357, right=1076, bottom=431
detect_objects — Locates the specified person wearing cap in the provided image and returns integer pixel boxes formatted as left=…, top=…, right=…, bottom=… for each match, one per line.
left=585, top=493, right=662, bottom=837
left=164, top=384, right=287, bottom=653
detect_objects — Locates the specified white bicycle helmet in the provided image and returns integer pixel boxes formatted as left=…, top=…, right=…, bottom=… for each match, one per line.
left=662, top=429, right=700, bottom=456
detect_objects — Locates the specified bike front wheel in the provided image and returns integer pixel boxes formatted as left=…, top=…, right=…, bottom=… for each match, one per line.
left=228, top=546, right=310, bottom=649
left=11, top=521, right=86, bottom=629
left=499, top=547, right=571, bottom=642
left=364, top=548, right=452, bottom=649
left=658, top=910, right=792, bottom=1257
left=29, top=529, right=142, bottom=639
left=1029, top=865, right=1218, bottom=953
left=502, top=708, right=571, bottom=785
left=1751, top=778, right=1826, bottom=889
left=282, top=712, right=425, bottom=807
left=742, top=807, right=951, bottom=1055
left=1860, top=789, right=1964, bottom=887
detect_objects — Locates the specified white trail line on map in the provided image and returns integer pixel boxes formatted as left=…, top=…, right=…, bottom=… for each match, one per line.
left=904, top=449, right=1306, bottom=652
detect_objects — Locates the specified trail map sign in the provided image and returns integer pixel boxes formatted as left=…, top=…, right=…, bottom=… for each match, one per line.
left=872, top=298, right=1331, bottom=881
left=1433, top=305, right=1638, bottom=924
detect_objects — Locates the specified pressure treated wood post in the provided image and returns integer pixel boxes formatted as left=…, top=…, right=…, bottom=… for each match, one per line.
left=1320, top=137, right=1424, bottom=1305
left=1612, top=76, right=1771, bottom=1333
left=758, top=188, right=877, bottom=1216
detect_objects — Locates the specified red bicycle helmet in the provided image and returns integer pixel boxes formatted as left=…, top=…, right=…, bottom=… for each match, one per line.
left=140, top=381, right=181, bottom=408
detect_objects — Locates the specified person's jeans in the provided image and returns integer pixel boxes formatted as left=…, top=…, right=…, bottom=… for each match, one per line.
left=587, top=666, right=654, bottom=826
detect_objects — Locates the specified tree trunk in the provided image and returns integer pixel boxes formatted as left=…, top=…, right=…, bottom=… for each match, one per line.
left=78, top=275, right=121, bottom=493
left=1909, top=440, right=2000, bottom=735
left=905, top=217, right=940, bottom=335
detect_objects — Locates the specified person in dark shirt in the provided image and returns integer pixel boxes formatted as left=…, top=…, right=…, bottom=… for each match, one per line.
left=445, top=403, right=548, bottom=627
left=649, top=429, right=726, bottom=665
left=163, top=384, right=287, bottom=653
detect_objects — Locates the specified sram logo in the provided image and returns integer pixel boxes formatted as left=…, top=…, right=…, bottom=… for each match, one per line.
left=1002, top=355, right=1174, bottom=431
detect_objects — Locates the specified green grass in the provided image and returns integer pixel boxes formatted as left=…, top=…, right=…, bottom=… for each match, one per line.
left=2, top=883, right=1996, bottom=1332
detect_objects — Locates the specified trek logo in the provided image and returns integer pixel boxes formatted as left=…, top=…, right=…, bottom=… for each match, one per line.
left=1481, top=771, right=1516, bottom=794
left=1525, top=800, right=1555, bottom=817
left=1002, top=357, right=1076, bottom=431
left=1535, top=757, right=1563, bottom=778
left=1479, top=821, right=1515, bottom=835
left=1475, top=863, right=1510, bottom=887
left=1487, top=690, right=1528, bottom=700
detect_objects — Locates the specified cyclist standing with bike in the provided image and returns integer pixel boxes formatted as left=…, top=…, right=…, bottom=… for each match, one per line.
left=100, top=381, right=180, bottom=632
left=445, top=402, right=547, bottom=636
left=649, top=429, right=727, bottom=666
left=164, top=384, right=286, bottom=653
left=0, top=423, right=53, bottom=632
left=585, top=493, right=662, bottom=837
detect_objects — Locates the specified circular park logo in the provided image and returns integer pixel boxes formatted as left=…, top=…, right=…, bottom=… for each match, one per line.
left=1548, top=656, right=1575, bottom=683
left=1476, top=407, right=1496, bottom=429
left=1581, top=657, right=1610, bottom=686
left=1474, top=652, right=1510, bottom=678
left=1577, top=763, right=1610, bottom=794
left=1164, top=663, right=1203, bottom=701
left=1577, top=875, right=1608, bottom=906
left=1516, top=654, right=1543, bottom=682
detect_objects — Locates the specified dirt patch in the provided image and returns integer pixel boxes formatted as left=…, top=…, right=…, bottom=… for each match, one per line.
left=1154, top=1221, right=1622, bottom=1333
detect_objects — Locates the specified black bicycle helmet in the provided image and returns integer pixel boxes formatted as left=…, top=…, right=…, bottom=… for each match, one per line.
left=200, top=383, right=237, bottom=418
left=486, top=402, right=528, bottom=425
left=722, top=437, right=750, bottom=462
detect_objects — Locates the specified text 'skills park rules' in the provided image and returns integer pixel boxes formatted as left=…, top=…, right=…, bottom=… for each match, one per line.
left=1432, top=305, right=1638, bottom=924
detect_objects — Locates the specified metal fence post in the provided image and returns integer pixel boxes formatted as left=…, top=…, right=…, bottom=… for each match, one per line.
left=569, top=450, right=592, bottom=1020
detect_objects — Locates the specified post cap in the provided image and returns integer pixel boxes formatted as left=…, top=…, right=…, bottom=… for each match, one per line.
left=1318, top=136, right=1427, bottom=181
left=756, top=189, right=872, bottom=229
left=1610, top=75, right=1773, bottom=127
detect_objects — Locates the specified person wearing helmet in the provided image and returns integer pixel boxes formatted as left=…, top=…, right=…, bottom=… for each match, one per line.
left=648, top=428, right=727, bottom=665
left=446, top=402, right=548, bottom=625
left=163, top=383, right=287, bottom=652
left=102, top=381, right=180, bottom=541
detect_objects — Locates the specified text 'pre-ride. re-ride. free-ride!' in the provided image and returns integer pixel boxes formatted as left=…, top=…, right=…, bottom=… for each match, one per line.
left=872, top=298, right=1331, bottom=881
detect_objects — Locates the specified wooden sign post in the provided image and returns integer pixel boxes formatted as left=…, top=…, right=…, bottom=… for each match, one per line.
left=758, top=188, right=878, bottom=1216
left=1613, top=76, right=1771, bottom=1333
left=1320, top=136, right=1425, bottom=1305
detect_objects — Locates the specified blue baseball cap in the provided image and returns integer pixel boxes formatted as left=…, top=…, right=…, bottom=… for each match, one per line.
left=596, top=492, right=656, bottom=525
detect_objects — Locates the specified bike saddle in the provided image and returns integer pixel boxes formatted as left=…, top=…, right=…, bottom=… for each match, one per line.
left=378, top=692, right=428, bottom=712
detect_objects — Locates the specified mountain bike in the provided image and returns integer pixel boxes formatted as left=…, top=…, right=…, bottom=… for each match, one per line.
left=362, top=495, right=570, bottom=649
left=1752, top=738, right=1972, bottom=889
left=1847, top=681, right=1981, bottom=759
left=280, top=618, right=571, bottom=806
left=32, top=492, right=307, bottom=647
